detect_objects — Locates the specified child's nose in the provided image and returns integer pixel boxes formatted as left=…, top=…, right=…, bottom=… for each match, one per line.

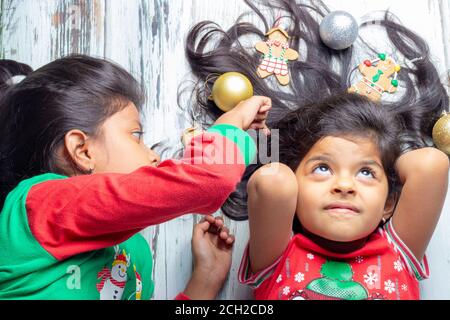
left=148, top=149, right=161, bottom=166
left=332, top=177, right=356, bottom=195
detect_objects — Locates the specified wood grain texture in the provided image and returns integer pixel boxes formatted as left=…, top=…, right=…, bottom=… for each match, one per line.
left=0, top=0, right=449, bottom=299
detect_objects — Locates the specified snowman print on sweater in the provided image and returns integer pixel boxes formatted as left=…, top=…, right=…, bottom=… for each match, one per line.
left=96, top=245, right=131, bottom=300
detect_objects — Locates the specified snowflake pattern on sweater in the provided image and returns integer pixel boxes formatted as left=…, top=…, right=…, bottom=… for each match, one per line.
left=239, top=220, right=429, bottom=300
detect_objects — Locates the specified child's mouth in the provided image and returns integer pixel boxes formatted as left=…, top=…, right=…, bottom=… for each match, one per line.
left=324, top=203, right=360, bottom=215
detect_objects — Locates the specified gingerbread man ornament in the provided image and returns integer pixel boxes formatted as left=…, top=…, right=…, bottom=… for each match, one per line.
left=348, top=53, right=401, bottom=102
left=255, top=26, right=299, bottom=86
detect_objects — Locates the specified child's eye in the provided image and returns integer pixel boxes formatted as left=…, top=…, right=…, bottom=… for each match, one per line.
left=312, top=165, right=331, bottom=175
left=132, top=131, right=145, bottom=140
left=357, top=168, right=375, bottom=179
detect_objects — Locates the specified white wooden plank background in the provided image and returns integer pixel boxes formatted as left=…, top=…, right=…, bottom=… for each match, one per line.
left=1, top=0, right=449, bottom=299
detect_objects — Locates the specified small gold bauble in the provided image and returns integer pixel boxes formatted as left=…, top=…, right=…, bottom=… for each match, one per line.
left=209, top=72, right=254, bottom=112
left=432, top=112, right=450, bottom=155
left=181, top=127, right=203, bottom=147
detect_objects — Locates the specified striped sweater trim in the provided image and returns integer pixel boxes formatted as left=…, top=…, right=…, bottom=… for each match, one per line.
left=238, top=244, right=283, bottom=289
left=380, top=220, right=429, bottom=281
left=377, top=227, right=414, bottom=277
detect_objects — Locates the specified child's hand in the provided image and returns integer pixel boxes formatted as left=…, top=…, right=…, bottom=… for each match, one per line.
left=214, top=96, right=272, bottom=135
left=183, top=215, right=235, bottom=299
left=192, top=215, right=234, bottom=275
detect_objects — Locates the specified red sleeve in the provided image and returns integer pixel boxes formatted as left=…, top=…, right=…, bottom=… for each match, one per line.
left=26, top=132, right=246, bottom=260
left=174, top=292, right=191, bottom=300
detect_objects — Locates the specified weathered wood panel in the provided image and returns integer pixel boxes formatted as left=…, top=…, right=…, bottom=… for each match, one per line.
left=0, top=0, right=449, bottom=299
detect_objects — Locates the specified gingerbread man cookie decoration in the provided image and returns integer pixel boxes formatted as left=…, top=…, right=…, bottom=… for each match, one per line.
left=348, top=53, right=401, bottom=102
left=255, top=26, right=299, bottom=86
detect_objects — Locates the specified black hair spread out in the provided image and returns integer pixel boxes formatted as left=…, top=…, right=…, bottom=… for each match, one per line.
left=182, top=0, right=449, bottom=220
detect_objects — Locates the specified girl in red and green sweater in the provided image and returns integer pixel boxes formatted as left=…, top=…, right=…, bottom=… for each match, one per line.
left=0, top=56, right=271, bottom=300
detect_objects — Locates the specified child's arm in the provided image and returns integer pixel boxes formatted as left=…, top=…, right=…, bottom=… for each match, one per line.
left=246, top=163, right=298, bottom=273
left=391, top=147, right=449, bottom=261
left=23, top=97, right=271, bottom=260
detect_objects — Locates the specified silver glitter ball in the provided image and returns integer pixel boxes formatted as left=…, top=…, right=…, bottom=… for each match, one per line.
left=319, top=11, right=359, bottom=50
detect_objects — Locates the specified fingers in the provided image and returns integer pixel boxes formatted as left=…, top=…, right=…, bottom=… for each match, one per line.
left=254, top=110, right=269, bottom=122
left=194, top=215, right=222, bottom=237
left=218, top=226, right=235, bottom=246
left=203, top=214, right=220, bottom=225
left=238, top=96, right=272, bottom=113
left=230, top=95, right=272, bottom=132
left=193, top=219, right=211, bottom=237
left=226, top=234, right=235, bottom=245
left=251, top=105, right=271, bottom=135
left=249, top=122, right=265, bottom=129
left=219, top=226, right=229, bottom=240
left=222, top=231, right=235, bottom=245
left=248, top=96, right=271, bottom=136
left=252, top=95, right=272, bottom=108
left=197, top=215, right=235, bottom=246
left=201, top=215, right=223, bottom=233
left=249, top=96, right=272, bottom=116
left=257, top=102, right=271, bottom=114
left=249, top=122, right=271, bottom=136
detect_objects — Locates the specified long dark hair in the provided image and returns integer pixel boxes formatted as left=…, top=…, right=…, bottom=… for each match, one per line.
left=0, top=55, right=145, bottom=205
left=183, top=0, right=449, bottom=220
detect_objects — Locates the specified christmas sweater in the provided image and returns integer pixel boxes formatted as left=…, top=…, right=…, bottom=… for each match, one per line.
left=0, top=124, right=256, bottom=299
left=239, top=220, right=429, bottom=300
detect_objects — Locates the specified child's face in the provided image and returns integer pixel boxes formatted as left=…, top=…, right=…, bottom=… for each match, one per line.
left=91, top=102, right=160, bottom=173
left=295, top=135, right=391, bottom=242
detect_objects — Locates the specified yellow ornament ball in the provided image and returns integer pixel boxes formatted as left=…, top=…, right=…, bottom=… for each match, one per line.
left=432, top=112, right=450, bottom=155
left=209, top=72, right=254, bottom=112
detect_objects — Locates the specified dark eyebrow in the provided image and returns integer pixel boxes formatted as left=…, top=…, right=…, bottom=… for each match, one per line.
left=305, top=155, right=333, bottom=165
left=359, top=160, right=383, bottom=170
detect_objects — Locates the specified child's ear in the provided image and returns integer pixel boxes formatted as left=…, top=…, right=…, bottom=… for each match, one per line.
left=64, top=129, right=94, bottom=173
left=383, top=194, right=397, bottom=221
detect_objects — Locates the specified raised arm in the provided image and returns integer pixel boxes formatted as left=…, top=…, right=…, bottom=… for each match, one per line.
left=22, top=96, right=271, bottom=261
left=25, top=127, right=252, bottom=260
left=247, top=163, right=298, bottom=273
left=391, top=147, right=449, bottom=261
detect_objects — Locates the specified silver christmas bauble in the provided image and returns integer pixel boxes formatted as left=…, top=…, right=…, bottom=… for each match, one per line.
left=319, top=11, right=359, bottom=50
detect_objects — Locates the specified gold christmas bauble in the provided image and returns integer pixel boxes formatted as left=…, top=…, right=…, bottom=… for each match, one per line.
left=209, top=72, right=254, bottom=112
left=432, top=112, right=450, bottom=155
